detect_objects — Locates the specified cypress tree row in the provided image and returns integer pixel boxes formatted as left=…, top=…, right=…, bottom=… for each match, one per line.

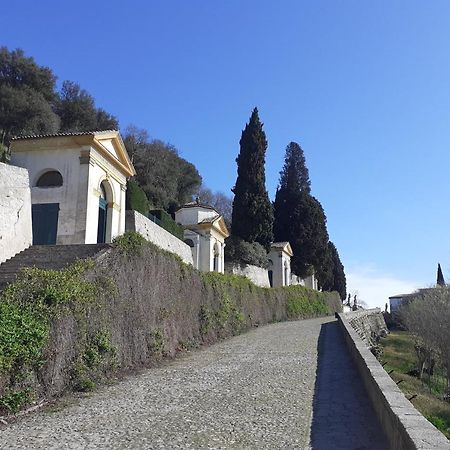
left=274, top=190, right=329, bottom=279
left=274, top=141, right=346, bottom=297
left=330, top=242, right=347, bottom=300
left=231, top=108, right=273, bottom=250
left=321, top=241, right=347, bottom=300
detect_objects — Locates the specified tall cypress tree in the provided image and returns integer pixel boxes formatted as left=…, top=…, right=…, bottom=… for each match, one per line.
left=274, top=143, right=329, bottom=280
left=321, top=241, right=347, bottom=299
left=279, top=142, right=311, bottom=195
left=231, top=108, right=273, bottom=250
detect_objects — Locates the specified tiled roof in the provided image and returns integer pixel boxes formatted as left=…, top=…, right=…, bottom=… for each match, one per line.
left=271, top=241, right=290, bottom=248
left=179, top=201, right=217, bottom=211
left=11, top=130, right=118, bottom=140
left=198, top=215, right=220, bottom=224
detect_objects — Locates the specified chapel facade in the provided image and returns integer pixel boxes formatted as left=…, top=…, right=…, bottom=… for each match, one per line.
left=268, top=242, right=293, bottom=287
left=175, top=202, right=230, bottom=273
left=10, top=131, right=135, bottom=245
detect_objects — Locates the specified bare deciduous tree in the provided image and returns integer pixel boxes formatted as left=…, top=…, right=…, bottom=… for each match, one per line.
left=400, top=287, right=450, bottom=395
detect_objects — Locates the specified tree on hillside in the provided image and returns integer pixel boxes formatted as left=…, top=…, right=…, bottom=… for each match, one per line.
left=123, top=126, right=202, bottom=211
left=121, top=125, right=149, bottom=163
left=231, top=108, right=273, bottom=250
left=273, top=142, right=330, bottom=281
left=0, top=47, right=59, bottom=148
left=56, top=81, right=119, bottom=132
left=0, top=47, right=120, bottom=157
left=321, top=241, right=346, bottom=299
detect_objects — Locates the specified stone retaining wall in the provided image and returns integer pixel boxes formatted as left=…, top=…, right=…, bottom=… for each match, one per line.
left=0, top=162, right=32, bottom=264
left=224, top=262, right=270, bottom=287
left=336, top=311, right=450, bottom=449
left=345, top=308, right=388, bottom=348
left=125, top=210, right=193, bottom=265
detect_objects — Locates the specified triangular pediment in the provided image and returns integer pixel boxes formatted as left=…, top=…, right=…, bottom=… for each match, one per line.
left=92, top=131, right=136, bottom=177
left=212, top=216, right=230, bottom=238
left=271, top=241, right=293, bottom=257
left=10, top=130, right=136, bottom=178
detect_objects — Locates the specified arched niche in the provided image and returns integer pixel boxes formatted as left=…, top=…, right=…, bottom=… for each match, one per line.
left=97, top=179, right=113, bottom=243
left=35, top=170, right=63, bottom=188
left=213, top=242, right=220, bottom=272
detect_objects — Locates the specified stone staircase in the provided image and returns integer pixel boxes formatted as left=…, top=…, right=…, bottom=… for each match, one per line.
left=0, top=244, right=112, bottom=291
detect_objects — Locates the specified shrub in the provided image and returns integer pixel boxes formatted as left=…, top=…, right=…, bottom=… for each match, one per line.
left=126, top=180, right=150, bottom=216
left=150, top=209, right=184, bottom=240
left=286, top=287, right=328, bottom=319
left=224, top=236, right=269, bottom=268
left=113, top=231, right=148, bottom=254
left=0, top=260, right=102, bottom=411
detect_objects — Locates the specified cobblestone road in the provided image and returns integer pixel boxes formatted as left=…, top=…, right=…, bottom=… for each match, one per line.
left=0, top=317, right=388, bottom=449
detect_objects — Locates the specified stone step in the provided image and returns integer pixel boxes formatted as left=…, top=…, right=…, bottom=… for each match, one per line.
left=0, top=244, right=112, bottom=293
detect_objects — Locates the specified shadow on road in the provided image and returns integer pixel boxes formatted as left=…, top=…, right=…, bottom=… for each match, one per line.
left=309, top=320, right=390, bottom=450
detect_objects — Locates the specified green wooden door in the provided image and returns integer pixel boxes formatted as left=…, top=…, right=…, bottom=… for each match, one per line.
left=97, top=197, right=107, bottom=243
left=32, top=203, right=59, bottom=245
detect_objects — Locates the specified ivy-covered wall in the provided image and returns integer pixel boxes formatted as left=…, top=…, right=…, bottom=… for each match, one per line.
left=0, top=232, right=341, bottom=414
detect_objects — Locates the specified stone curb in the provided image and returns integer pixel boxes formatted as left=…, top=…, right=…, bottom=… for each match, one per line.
left=336, top=312, right=450, bottom=450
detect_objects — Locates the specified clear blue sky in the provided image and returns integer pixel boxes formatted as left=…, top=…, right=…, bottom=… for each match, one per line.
left=3, top=0, right=450, bottom=306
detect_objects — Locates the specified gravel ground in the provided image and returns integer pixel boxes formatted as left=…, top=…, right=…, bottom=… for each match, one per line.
left=0, top=317, right=387, bottom=449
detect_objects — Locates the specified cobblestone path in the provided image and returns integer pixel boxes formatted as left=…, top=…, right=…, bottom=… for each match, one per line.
left=0, top=317, right=388, bottom=449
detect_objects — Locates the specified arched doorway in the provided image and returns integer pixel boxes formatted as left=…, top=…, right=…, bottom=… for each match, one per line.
left=284, top=261, right=290, bottom=287
left=97, top=182, right=108, bottom=243
left=32, top=169, right=63, bottom=245
left=213, top=243, right=220, bottom=272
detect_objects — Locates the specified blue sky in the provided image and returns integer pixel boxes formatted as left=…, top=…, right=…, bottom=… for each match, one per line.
left=3, top=1, right=450, bottom=307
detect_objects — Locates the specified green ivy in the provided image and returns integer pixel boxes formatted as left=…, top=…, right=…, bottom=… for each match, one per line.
left=113, top=231, right=148, bottom=254
left=0, top=389, right=31, bottom=413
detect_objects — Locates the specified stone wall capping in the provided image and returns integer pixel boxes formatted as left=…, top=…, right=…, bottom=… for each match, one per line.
left=336, top=311, right=450, bottom=449
left=125, top=210, right=193, bottom=266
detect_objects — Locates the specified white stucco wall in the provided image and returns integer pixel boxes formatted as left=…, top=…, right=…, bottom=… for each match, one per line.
left=126, top=210, right=193, bottom=265
left=225, top=262, right=270, bottom=288
left=175, top=206, right=218, bottom=226
left=84, top=152, right=127, bottom=244
left=11, top=144, right=128, bottom=245
left=290, top=274, right=305, bottom=286
left=0, top=162, right=32, bottom=263
left=303, top=273, right=319, bottom=290
left=11, top=147, right=86, bottom=244
left=268, top=249, right=291, bottom=287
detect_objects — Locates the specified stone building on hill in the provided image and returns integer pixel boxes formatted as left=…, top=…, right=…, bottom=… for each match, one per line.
left=175, top=202, right=230, bottom=273
left=1, top=130, right=318, bottom=291
left=10, top=131, right=135, bottom=245
left=268, top=242, right=293, bottom=287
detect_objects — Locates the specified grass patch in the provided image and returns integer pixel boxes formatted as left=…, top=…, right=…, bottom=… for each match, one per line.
left=381, top=331, right=450, bottom=439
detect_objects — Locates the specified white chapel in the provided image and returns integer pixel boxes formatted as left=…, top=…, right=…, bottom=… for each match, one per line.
left=10, top=131, right=135, bottom=245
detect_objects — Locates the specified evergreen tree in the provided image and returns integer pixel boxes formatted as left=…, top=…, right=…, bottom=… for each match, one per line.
left=0, top=47, right=119, bottom=154
left=123, top=127, right=202, bottom=211
left=231, top=108, right=273, bottom=250
left=274, top=143, right=329, bottom=280
left=279, top=142, right=311, bottom=195
left=437, top=263, right=445, bottom=286
left=56, top=81, right=119, bottom=132
left=323, top=241, right=347, bottom=299
left=0, top=47, right=59, bottom=147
